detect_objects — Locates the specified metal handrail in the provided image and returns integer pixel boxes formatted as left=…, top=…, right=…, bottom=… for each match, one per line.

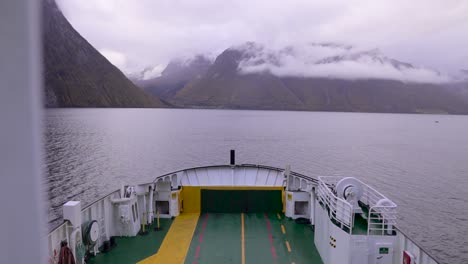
left=359, top=180, right=397, bottom=236
left=48, top=189, right=121, bottom=233
left=317, top=177, right=354, bottom=233
left=49, top=164, right=318, bottom=232
left=47, top=164, right=439, bottom=263
left=316, top=176, right=398, bottom=236
left=368, top=205, right=397, bottom=235
left=152, top=163, right=319, bottom=185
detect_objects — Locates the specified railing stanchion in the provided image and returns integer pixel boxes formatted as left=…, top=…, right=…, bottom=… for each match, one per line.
left=154, top=209, right=162, bottom=231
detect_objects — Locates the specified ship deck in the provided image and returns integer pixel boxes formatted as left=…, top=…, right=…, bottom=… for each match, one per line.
left=88, top=213, right=322, bottom=264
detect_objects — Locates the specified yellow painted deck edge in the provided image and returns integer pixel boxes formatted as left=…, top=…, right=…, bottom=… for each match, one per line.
left=181, top=187, right=201, bottom=213
left=137, top=213, right=200, bottom=264
left=285, top=241, right=292, bottom=252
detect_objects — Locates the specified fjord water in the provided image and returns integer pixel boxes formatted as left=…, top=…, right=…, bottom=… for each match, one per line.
left=45, top=108, right=468, bottom=263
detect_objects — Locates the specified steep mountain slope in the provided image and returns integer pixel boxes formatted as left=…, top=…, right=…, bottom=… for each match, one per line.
left=172, top=43, right=468, bottom=114
left=134, top=55, right=212, bottom=100
left=43, top=0, right=165, bottom=107
left=173, top=48, right=306, bottom=110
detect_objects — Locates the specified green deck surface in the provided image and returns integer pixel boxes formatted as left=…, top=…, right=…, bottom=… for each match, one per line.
left=185, top=213, right=323, bottom=264
left=87, top=219, right=172, bottom=264
left=87, top=214, right=323, bottom=264
left=352, top=214, right=368, bottom=235
left=185, top=213, right=242, bottom=263
left=83, top=191, right=395, bottom=263
left=280, top=214, right=323, bottom=264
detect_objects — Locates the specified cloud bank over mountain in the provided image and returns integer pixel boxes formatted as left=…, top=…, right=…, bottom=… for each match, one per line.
left=56, top=0, right=468, bottom=75
left=236, top=43, right=451, bottom=83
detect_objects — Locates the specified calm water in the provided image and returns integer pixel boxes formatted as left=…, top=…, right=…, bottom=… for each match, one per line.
left=45, top=108, right=468, bottom=263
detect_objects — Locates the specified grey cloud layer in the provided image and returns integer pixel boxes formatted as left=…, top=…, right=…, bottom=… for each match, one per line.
left=237, top=44, right=451, bottom=83
left=57, top=0, right=468, bottom=77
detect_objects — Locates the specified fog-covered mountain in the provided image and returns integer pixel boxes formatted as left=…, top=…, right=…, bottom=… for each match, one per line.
left=43, top=0, right=166, bottom=108
left=133, top=55, right=212, bottom=100
left=236, top=42, right=450, bottom=83
left=137, top=42, right=468, bottom=114
left=459, top=69, right=468, bottom=81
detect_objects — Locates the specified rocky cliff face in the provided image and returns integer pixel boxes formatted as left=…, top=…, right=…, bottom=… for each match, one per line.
left=43, top=0, right=166, bottom=108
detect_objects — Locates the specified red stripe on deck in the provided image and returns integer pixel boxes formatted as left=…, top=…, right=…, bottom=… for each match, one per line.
left=264, top=214, right=278, bottom=261
left=192, top=213, right=209, bottom=263
left=194, top=245, right=201, bottom=258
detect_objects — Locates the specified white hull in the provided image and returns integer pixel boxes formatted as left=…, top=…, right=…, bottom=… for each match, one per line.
left=47, top=164, right=439, bottom=264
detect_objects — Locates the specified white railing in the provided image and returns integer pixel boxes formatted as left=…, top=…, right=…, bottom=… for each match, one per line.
left=317, top=176, right=354, bottom=233
left=368, top=205, right=397, bottom=235
left=317, top=176, right=397, bottom=236
left=358, top=181, right=397, bottom=235
left=396, top=228, right=440, bottom=264
left=47, top=189, right=120, bottom=262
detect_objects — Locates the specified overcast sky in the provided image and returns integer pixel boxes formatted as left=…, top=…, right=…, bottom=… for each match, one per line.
left=57, top=0, right=468, bottom=77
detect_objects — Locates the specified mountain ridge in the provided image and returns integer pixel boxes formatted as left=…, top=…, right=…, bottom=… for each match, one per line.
left=43, top=0, right=166, bottom=108
left=133, top=55, right=212, bottom=100
left=137, top=42, right=468, bottom=114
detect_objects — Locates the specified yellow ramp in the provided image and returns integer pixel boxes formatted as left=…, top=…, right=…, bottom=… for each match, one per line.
left=138, top=213, right=200, bottom=264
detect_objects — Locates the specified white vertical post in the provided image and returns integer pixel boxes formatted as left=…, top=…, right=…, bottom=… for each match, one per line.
left=285, top=165, right=291, bottom=191
left=142, top=194, right=147, bottom=226
left=148, top=185, right=154, bottom=224
left=232, top=167, right=235, bottom=186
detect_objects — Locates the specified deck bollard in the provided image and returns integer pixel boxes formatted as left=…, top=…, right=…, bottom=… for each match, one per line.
left=139, top=212, right=149, bottom=235
left=154, top=209, right=162, bottom=231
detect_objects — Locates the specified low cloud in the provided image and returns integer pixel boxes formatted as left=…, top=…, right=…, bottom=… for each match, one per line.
left=238, top=44, right=452, bottom=83
left=57, top=0, right=468, bottom=75
left=141, top=65, right=165, bottom=80
left=99, top=49, right=127, bottom=69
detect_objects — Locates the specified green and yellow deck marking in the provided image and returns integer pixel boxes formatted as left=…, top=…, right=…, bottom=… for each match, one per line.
left=285, top=241, right=292, bottom=252
left=88, top=184, right=324, bottom=264
left=138, top=213, right=199, bottom=264
left=89, top=213, right=322, bottom=264
left=183, top=213, right=323, bottom=263
left=87, top=219, right=172, bottom=264
left=280, top=214, right=323, bottom=263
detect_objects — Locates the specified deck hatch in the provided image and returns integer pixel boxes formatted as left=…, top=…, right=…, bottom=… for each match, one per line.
left=201, top=190, right=282, bottom=213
